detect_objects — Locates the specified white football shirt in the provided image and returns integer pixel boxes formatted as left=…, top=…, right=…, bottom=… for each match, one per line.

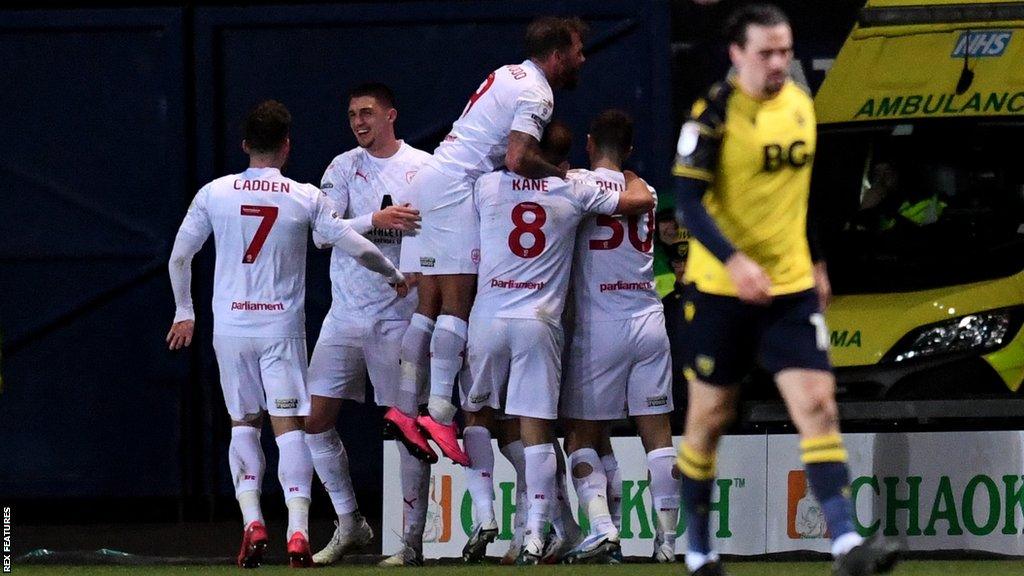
left=572, top=168, right=661, bottom=322
left=472, top=170, right=620, bottom=324
left=320, top=142, right=430, bottom=321
left=431, top=59, right=554, bottom=181
left=177, top=167, right=360, bottom=337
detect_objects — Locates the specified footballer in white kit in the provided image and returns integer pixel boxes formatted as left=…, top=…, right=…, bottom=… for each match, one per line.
left=458, top=120, right=654, bottom=564
left=301, top=84, right=437, bottom=568
left=309, top=140, right=429, bottom=407
left=171, top=164, right=405, bottom=422
left=392, top=16, right=589, bottom=472
left=166, top=101, right=406, bottom=569
left=415, top=57, right=554, bottom=274
left=557, top=110, right=679, bottom=565
left=561, top=166, right=672, bottom=420
left=463, top=167, right=619, bottom=421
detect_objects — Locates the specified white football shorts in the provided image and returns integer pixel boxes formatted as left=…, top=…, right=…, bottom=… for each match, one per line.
left=462, top=315, right=563, bottom=420
left=212, top=335, right=309, bottom=421
left=561, top=310, right=673, bottom=420
left=413, top=162, right=480, bottom=275
left=307, top=315, right=409, bottom=407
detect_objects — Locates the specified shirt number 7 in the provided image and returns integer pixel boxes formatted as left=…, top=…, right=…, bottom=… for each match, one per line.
left=240, top=205, right=278, bottom=263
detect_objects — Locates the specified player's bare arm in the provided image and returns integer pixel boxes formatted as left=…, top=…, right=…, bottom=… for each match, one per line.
left=813, top=260, right=831, bottom=311
left=505, top=130, right=567, bottom=179
left=614, top=170, right=656, bottom=215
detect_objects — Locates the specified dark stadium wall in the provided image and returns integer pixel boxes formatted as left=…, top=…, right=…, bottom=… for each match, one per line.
left=0, top=1, right=672, bottom=520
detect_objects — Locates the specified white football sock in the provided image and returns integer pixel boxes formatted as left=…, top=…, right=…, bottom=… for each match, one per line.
left=397, top=313, right=434, bottom=416
left=427, top=315, right=467, bottom=424
left=464, top=426, right=496, bottom=525
left=276, top=430, right=313, bottom=537
left=305, top=429, right=357, bottom=516
left=500, top=440, right=528, bottom=544
left=398, top=443, right=430, bottom=551
left=602, top=453, right=623, bottom=531
left=229, top=426, right=265, bottom=526
left=569, top=448, right=616, bottom=537
left=524, top=444, right=556, bottom=540
left=648, top=447, right=681, bottom=549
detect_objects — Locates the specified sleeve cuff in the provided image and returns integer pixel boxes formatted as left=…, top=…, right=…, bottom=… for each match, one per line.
left=347, top=213, right=374, bottom=235
left=173, top=307, right=195, bottom=323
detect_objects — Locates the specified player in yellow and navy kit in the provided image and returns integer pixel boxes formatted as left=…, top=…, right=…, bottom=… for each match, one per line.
left=670, top=5, right=899, bottom=576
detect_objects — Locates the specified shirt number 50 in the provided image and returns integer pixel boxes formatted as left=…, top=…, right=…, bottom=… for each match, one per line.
left=588, top=210, right=655, bottom=252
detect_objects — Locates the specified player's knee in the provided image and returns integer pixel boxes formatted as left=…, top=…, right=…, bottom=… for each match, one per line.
left=303, top=412, right=334, bottom=434
left=233, top=413, right=264, bottom=428
left=572, top=462, right=593, bottom=479
left=800, top=391, right=839, bottom=430
left=465, top=407, right=494, bottom=429
left=708, top=403, right=737, bottom=435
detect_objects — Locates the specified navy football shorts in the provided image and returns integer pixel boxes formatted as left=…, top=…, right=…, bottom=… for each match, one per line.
left=678, top=286, right=831, bottom=386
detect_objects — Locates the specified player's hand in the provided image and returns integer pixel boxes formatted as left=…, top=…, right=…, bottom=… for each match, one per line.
left=391, top=281, right=410, bottom=298
left=813, top=261, right=832, bottom=312
left=372, top=204, right=420, bottom=232
left=725, top=252, right=773, bottom=306
left=166, top=320, right=195, bottom=350
left=623, top=170, right=638, bottom=183
left=403, top=272, right=421, bottom=290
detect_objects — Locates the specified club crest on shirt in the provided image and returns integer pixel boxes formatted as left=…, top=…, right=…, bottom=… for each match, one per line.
left=677, top=122, right=701, bottom=158
left=695, top=354, right=716, bottom=377
left=406, top=170, right=418, bottom=184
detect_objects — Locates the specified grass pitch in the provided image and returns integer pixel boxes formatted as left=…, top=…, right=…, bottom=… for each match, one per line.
left=9, top=561, right=1024, bottom=575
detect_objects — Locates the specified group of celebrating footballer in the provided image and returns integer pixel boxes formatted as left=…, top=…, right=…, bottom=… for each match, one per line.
left=167, top=5, right=900, bottom=576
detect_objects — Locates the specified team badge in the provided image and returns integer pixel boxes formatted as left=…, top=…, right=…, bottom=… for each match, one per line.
left=684, top=301, right=696, bottom=322
left=695, top=354, right=715, bottom=377
left=677, top=122, right=701, bottom=157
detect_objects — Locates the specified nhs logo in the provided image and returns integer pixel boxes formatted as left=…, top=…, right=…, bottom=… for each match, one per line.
left=951, top=31, right=1012, bottom=57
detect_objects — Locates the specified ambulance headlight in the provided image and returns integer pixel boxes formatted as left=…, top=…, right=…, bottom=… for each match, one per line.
left=885, top=307, right=1023, bottom=363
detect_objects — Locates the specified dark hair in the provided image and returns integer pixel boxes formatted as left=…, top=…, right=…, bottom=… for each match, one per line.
left=725, top=3, right=789, bottom=47
left=539, top=119, right=573, bottom=166
left=656, top=207, right=677, bottom=223
left=525, top=16, right=588, bottom=59
left=589, top=109, right=633, bottom=163
left=349, top=82, right=396, bottom=110
left=243, top=100, right=291, bottom=153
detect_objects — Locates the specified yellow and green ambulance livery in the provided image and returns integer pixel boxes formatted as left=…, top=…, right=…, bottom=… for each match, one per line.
left=815, top=0, right=1024, bottom=399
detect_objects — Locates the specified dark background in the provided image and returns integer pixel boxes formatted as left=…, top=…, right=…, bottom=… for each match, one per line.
left=0, top=0, right=863, bottom=533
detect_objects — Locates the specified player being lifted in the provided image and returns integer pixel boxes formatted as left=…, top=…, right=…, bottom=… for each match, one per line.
left=165, top=100, right=406, bottom=569
left=671, top=5, right=899, bottom=576
left=459, top=120, right=655, bottom=564
left=301, top=84, right=435, bottom=567
left=560, top=110, right=680, bottom=564
left=384, top=16, right=588, bottom=466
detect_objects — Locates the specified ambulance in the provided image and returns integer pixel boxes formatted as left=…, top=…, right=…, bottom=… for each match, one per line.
left=814, top=0, right=1024, bottom=400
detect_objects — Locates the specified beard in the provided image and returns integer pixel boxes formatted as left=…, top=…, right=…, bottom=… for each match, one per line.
left=764, top=73, right=787, bottom=95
